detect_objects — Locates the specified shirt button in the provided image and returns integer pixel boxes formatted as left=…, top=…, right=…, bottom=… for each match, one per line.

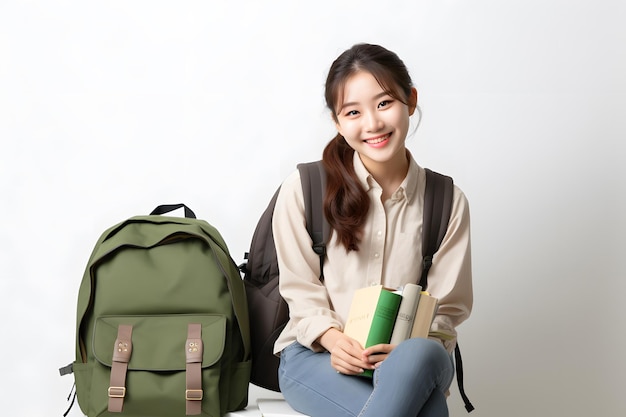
left=374, top=252, right=380, bottom=258
left=377, top=230, right=383, bottom=238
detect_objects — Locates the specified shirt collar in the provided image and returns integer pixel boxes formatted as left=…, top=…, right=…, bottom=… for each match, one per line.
left=351, top=151, right=421, bottom=203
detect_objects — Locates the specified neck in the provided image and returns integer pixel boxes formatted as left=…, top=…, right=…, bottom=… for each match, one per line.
left=362, top=150, right=410, bottom=200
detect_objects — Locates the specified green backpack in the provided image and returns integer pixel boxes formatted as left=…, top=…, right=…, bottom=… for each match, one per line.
left=60, top=204, right=251, bottom=417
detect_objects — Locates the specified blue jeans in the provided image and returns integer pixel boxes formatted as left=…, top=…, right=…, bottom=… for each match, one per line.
left=278, top=338, right=454, bottom=417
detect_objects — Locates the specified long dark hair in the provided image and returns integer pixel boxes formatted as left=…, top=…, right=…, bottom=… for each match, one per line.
left=322, top=43, right=414, bottom=251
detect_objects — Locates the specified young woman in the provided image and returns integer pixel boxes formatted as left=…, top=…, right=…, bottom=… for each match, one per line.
left=272, top=43, right=473, bottom=417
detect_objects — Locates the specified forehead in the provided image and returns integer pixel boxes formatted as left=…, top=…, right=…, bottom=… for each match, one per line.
left=340, top=71, right=387, bottom=102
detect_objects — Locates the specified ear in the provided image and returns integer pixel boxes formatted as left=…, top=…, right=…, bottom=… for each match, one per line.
left=407, top=88, right=418, bottom=116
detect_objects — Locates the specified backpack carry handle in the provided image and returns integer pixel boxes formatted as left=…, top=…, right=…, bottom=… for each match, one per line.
left=150, top=204, right=196, bottom=219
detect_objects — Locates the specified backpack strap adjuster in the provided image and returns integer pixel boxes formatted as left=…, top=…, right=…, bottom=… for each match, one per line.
left=185, top=389, right=203, bottom=401
left=185, top=323, right=203, bottom=415
left=107, top=386, right=126, bottom=398
left=108, top=324, right=133, bottom=412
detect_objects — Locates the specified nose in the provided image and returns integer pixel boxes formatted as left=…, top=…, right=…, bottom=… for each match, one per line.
left=364, top=111, right=383, bottom=132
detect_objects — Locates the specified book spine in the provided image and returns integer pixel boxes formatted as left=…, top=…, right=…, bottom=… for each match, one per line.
left=361, top=290, right=402, bottom=377
left=389, top=284, right=421, bottom=345
left=410, top=292, right=439, bottom=339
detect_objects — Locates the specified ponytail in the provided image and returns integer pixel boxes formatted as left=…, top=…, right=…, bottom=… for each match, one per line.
left=322, top=134, right=369, bottom=251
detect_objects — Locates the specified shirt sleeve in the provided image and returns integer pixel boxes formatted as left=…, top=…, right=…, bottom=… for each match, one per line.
left=427, top=185, right=473, bottom=353
left=272, top=170, right=344, bottom=352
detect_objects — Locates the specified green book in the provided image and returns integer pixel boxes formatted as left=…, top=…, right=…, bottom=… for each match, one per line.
left=343, top=285, right=402, bottom=377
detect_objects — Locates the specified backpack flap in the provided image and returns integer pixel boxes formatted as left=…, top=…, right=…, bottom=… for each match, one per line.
left=92, top=315, right=226, bottom=371
left=89, top=314, right=226, bottom=416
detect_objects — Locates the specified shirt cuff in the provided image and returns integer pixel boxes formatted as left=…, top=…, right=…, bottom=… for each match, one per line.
left=296, top=318, right=343, bottom=352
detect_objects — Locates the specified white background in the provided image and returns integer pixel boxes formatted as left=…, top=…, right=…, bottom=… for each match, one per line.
left=1, top=1, right=625, bottom=416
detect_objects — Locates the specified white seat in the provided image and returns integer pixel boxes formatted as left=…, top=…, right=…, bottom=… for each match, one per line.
left=224, top=385, right=309, bottom=417
left=256, top=398, right=309, bottom=416
left=223, top=403, right=262, bottom=417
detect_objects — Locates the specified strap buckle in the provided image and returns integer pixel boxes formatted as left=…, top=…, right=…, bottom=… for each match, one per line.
left=108, top=386, right=126, bottom=398
left=185, top=389, right=203, bottom=401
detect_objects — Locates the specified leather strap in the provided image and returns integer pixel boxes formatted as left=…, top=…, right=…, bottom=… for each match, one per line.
left=108, top=324, right=133, bottom=413
left=185, top=323, right=203, bottom=415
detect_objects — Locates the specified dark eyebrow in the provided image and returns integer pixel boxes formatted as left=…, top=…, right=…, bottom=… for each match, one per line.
left=338, top=91, right=391, bottom=113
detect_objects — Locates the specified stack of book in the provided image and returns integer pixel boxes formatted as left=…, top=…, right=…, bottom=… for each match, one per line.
left=342, top=283, right=438, bottom=377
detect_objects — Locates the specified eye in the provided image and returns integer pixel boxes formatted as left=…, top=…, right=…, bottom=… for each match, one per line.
left=378, top=100, right=393, bottom=109
left=345, top=109, right=359, bottom=117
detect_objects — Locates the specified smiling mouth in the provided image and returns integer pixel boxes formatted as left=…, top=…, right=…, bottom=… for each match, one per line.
left=364, top=133, right=391, bottom=144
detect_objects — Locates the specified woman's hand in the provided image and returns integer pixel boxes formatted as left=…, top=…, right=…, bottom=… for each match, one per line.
left=316, top=328, right=375, bottom=375
left=362, top=343, right=395, bottom=369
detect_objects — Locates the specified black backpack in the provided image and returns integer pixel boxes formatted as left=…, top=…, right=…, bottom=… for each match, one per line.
left=241, top=161, right=474, bottom=412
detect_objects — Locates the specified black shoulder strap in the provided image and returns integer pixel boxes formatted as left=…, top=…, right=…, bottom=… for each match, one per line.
left=421, top=168, right=474, bottom=413
left=455, top=341, right=475, bottom=412
left=419, top=168, right=454, bottom=289
left=297, top=161, right=329, bottom=280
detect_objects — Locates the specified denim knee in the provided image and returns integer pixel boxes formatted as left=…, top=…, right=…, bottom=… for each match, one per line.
left=382, top=338, right=454, bottom=388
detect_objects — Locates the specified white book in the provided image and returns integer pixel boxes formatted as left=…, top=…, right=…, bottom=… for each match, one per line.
left=257, top=399, right=310, bottom=417
left=389, top=283, right=422, bottom=344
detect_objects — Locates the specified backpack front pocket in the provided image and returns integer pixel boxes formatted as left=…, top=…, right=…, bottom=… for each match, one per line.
left=89, top=314, right=226, bottom=417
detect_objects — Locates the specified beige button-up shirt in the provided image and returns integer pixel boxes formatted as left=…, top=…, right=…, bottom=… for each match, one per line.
left=273, top=153, right=473, bottom=354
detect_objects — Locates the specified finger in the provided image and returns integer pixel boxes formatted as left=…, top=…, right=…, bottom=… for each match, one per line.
left=362, top=343, right=395, bottom=356
left=334, top=340, right=369, bottom=365
left=332, top=348, right=371, bottom=369
left=330, top=350, right=366, bottom=374
left=364, top=352, right=389, bottom=365
left=330, top=344, right=373, bottom=374
left=334, top=361, right=364, bottom=375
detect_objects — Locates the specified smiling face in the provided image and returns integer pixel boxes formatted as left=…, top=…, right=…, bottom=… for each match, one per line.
left=334, top=71, right=417, bottom=171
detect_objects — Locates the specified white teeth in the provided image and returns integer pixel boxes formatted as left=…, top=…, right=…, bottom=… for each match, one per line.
left=365, top=134, right=389, bottom=144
